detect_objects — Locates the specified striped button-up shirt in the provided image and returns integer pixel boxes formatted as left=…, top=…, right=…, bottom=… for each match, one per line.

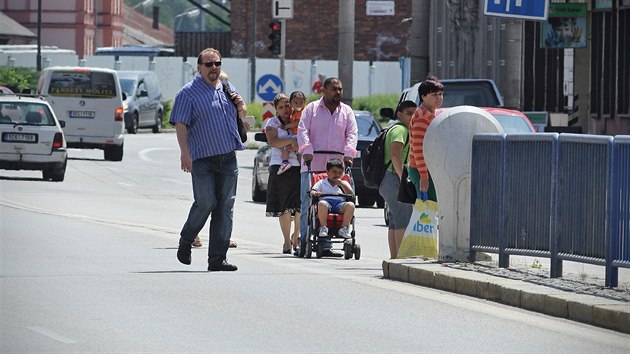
left=169, top=76, right=244, bottom=160
left=297, top=98, right=358, bottom=173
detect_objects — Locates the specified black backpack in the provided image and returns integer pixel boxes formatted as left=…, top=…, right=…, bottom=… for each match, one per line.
left=361, top=123, right=407, bottom=189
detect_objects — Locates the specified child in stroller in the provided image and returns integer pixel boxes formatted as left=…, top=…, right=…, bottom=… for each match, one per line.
left=307, top=158, right=361, bottom=259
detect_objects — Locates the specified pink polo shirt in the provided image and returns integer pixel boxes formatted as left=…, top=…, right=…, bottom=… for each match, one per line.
left=297, top=98, right=358, bottom=173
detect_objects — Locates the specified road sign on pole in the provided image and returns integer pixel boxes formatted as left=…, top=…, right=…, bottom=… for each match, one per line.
left=484, top=0, right=549, bottom=21
left=257, top=74, right=284, bottom=102
left=272, top=0, right=293, bottom=19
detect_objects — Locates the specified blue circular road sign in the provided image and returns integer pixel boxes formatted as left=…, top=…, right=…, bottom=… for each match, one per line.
left=257, top=74, right=284, bottom=101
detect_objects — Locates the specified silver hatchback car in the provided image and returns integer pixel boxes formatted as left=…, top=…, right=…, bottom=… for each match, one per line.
left=0, top=95, right=68, bottom=181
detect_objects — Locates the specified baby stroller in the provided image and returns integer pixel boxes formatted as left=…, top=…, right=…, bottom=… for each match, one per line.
left=300, top=162, right=361, bottom=260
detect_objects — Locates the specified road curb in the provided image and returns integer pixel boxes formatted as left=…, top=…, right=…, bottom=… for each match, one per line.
left=383, top=260, right=630, bottom=334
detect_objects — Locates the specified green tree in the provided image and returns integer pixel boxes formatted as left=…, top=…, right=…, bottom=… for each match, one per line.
left=0, top=67, right=39, bottom=92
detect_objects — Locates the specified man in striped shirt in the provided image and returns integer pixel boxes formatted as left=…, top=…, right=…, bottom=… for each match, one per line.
left=170, top=48, right=247, bottom=272
left=409, top=77, right=444, bottom=202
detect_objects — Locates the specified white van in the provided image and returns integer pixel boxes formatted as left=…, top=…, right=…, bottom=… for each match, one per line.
left=37, top=66, right=125, bottom=161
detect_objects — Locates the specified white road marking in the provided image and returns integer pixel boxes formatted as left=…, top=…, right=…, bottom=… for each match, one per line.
left=138, top=147, right=176, bottom=163
left=27, top=327, right=77, bottom=344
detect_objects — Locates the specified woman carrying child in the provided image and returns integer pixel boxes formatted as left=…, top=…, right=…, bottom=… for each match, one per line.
left=264, top=93, right=302, bottom=253
left=277, top=91, right=306, bottom=174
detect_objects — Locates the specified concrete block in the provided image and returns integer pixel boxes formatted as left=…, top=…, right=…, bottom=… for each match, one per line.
left=388, top=262, right=409, bottom=282
left=543, top=295, right=569, bottom=318
left=567, top=301, right=593, bottom=325
left=409, top=267, right=435, bottom=287
left=455, top=277, right=478, bottom=297
left=382, top=260, right=389, bottom=278
left=486, top=282, right=504, bottom=302
left=501, top=286, right=522, bottom=307
left=593, top=305, right=628, bottom=333
left=520, top=290, right=547, bottom=313
left=434, top=272, right=457, bottom=292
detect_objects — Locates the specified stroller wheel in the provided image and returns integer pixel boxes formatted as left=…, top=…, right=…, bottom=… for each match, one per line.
left=353, top=244, right=361, bottom=260
left=343, top=242, right=352, bottom=260
left=315, top=242, right=324, bottom=259
left=306, top=240, right=313, bottom=259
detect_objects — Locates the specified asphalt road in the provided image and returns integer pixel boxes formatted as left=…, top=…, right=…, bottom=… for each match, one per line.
left=2, top=133, right=629, bottom=352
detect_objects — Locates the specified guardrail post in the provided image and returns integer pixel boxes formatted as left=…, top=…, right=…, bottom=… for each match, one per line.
left=550, top=134, right=562, bottom=278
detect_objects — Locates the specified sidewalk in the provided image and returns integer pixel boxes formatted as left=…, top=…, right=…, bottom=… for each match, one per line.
left=383, top=256, right=630, bottom=334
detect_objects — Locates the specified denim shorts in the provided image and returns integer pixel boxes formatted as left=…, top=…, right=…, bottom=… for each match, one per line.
left=321, top=197, right=346, bottom=214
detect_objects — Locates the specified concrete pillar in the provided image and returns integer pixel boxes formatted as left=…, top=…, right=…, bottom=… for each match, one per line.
left=499, top=19, right=523, bottom=109
left=338, top=0, right=354, bottom=105
left=409, top=0, right=430, bottom=84
left=424, top=106, right=504, bottom=262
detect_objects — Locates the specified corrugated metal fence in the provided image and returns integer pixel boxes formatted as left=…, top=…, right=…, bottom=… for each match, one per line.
left=470, top=133, right=630, bottom=287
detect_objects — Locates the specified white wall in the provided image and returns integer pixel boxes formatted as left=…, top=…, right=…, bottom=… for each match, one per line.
left=0, top=51, right=403, bottom=103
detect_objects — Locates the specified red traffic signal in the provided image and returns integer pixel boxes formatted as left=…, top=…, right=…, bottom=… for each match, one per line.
left=268, top=21, right=282, bottom=55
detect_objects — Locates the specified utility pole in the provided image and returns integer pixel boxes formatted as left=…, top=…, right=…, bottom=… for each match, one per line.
left=280, top=18, right=286, bottom=87
left=338, top=0, right=354, bottom=105
left=250, top=1, right=256, bottom=103
left=36, top=0, right=42, bottom=71
left=409, top=0, right=430, bottom=83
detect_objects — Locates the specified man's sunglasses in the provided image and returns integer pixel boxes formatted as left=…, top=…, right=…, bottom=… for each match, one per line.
left=200, top=61, right=222, bottom=67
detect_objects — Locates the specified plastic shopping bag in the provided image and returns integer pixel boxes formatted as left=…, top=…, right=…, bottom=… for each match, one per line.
left=397, top=194, right=438, bottom=259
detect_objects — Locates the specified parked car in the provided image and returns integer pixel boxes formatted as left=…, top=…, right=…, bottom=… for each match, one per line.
left=396, top=79, right=504, bottom=109
left=251, top=111, right=385, bottom=208
left=37, top=66, right=125, bottom=161
left=117, top=70, right=164, bottom=134
left=0, top=95, right=67, bottom=181
left=0, top=86, right=15, bottom=95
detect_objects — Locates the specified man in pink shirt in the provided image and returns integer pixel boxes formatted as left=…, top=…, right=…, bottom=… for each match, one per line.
left=297, top=77, right=358, bottom=257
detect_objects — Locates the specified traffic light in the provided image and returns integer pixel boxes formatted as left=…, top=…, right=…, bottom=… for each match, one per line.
left=268, top=21, right=281, bottom=55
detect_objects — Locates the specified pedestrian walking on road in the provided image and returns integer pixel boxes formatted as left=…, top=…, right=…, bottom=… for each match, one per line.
left=170, top=48, right=247, bottom=271
left=409, top=76, right=443, bottom=202
left=264, top=93, right=302, bottom=254
left=297, top=77, right=358, bottom=257
left=379, top=100, right=416, bottom=259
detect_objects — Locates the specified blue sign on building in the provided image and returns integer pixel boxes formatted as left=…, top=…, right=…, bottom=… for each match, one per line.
left=257, top=74, right=284, bottom=102
left=484, top=0, right=548, bottom=21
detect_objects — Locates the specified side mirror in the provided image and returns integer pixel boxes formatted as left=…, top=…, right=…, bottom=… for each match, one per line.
left=254, top=132, right=268, bottom=142
left=122, top=92, right=127, bottom=100
left=380, top=108, right=394, bottom=120
left=58, top=120, right=66, bottom=128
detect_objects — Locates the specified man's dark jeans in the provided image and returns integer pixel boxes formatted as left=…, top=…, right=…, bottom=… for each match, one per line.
left=180, top=152, right=238, bottom=264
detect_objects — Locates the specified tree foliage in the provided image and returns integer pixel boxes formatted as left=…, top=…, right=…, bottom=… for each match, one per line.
left=0, top=67, right=40, bottom=92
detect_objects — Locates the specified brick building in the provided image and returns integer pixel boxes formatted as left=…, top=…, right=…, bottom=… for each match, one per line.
left=229, top=0, right=412, bottom=61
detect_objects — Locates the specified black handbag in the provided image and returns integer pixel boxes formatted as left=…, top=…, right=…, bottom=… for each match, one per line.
left=398, top=168, right=417, bottom=204
left=221, top=80, right=247, bottom=143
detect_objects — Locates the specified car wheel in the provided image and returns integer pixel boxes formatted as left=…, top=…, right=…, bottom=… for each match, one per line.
left=358, top=195, right=376, bottom=207
left=127, top=113, right=138, bottom=134
left=152, top=110, right=162, bottom=133
left=104, top=143, right=124, bottom=161
left=251, top=163, right=266, bottom=202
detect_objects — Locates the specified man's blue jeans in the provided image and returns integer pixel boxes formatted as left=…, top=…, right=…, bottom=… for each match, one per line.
left=300, top=171, right=332, bottom=250
left=180, top=152, right=238, bottom=263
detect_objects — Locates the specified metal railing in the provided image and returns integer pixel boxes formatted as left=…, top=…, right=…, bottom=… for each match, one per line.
left=470, top=133, right=630, bottom=287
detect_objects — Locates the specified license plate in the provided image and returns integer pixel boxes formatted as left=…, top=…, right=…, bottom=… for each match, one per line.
left=69, top=110, right=95, bottom=118
left=2, top=132, right=38, bottom=143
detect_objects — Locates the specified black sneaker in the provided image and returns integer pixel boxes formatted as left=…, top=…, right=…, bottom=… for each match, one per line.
left=208, top=259, right=238, bottom=271
left=177, top=243, right=192, bottom=265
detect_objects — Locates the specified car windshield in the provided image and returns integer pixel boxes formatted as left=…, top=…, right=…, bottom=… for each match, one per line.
left=492, top=114, right=533, bottom=133
left=0, top=101, right=57, bottom=126
left=442, top=82, right=500, bottom=107
left=356, top=114, right=380, bottom=138
left=47, top=70, right=117, bottom=98
left=119, top=79, right=136, bottom=96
